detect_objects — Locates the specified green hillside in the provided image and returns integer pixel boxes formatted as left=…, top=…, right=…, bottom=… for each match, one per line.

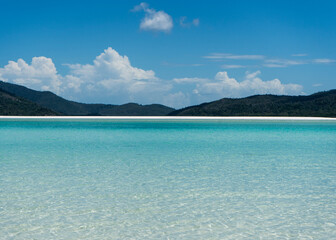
left=1, top=80, right=335, bottom=117
left=0, top=81, right=174, bottom=116
left=0, top=89, right=58, bottom=116
left=169, top=90, right=336, bottom=117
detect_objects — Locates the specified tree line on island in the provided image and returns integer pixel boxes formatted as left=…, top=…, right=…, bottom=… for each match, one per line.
left=0, top=81, right=335, bottom=117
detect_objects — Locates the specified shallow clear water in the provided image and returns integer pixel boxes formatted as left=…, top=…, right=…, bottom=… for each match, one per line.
left=1, top=119, right=336, bottom=239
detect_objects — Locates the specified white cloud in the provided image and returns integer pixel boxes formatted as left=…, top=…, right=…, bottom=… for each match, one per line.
left=264, top=58, right=335, bottom=67
left=221, top=64, right=246, bottom=69
left=131, top=2, right=149, bottom=12
left=0, top=48, right=304, bottom=108
left=204, top=53, right=335, bottom=70
left=203, top=53, right=265, bottom=60
left=67, top=47, right=156, bottom=85
left=189, top=71, right=303, bottom=100
left=132, top=2, right=173, bottom=33
left=263, top=59, right=306, bottom=68
left=0, top=48, right=171, bottom=105
left=162, top=91, right=191, bottom=109
left=64, top=47, right=172, bottom=103
left=313, top=58, right=336, bottom=64
left=64, top=75, right=82, bottom=92
left=180, top=17, right=200, bottom=27
left=0, top=57, right=62, bottom=93
left=263, top=63, right=287, bottom=68
left=173, top=77, right=207, bottom=84
left=245, top=71, right=261, bottom=79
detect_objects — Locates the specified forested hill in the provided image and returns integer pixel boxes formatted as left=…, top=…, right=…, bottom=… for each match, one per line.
left=0, top=89, right=58, bottom=116
left=169, top=90, right=336, bottom=117
left=0, top=81, right=174, bottom=116
left=1, top=80, right=335, bottom=117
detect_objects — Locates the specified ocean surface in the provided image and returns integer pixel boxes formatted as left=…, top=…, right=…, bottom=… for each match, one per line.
left=1, top=119, right=336, bottom=239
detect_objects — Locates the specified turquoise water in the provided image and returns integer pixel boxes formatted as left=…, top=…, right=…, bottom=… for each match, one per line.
left=1, top=119, right=336, bottom=239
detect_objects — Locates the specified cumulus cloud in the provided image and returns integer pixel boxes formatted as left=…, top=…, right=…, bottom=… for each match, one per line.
left=174, top=71, right=303, bottom=102
left=64, top=47, right=172, bottom=103
left=0, top=48, right=304, bottom=108
left=162, top=91, right=191, bottom=109
left=203, top=71, right=302, bottom=97
left=66, top=47, right=157, bottom=88
left=132, top=2, right=173, bottom=33
left=0, top=57, right=62, bottom=93
left=0, top=48, right=171, bottom=105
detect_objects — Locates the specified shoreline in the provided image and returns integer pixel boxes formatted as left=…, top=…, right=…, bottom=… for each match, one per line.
left=0, top=116, right=336, bottom=121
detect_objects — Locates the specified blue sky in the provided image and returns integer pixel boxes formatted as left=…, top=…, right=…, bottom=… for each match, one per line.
left=0, top=0, right=335, bottom=108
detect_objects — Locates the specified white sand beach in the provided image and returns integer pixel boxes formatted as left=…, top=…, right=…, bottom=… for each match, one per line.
left=0, top=116, right=335, bottom=120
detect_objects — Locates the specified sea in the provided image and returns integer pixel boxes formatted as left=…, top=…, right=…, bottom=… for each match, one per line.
left=1, top=118, right=336, bottom=239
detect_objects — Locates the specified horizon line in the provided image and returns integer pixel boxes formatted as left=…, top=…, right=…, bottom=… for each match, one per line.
left=1, top=116, right=335, bottom=121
